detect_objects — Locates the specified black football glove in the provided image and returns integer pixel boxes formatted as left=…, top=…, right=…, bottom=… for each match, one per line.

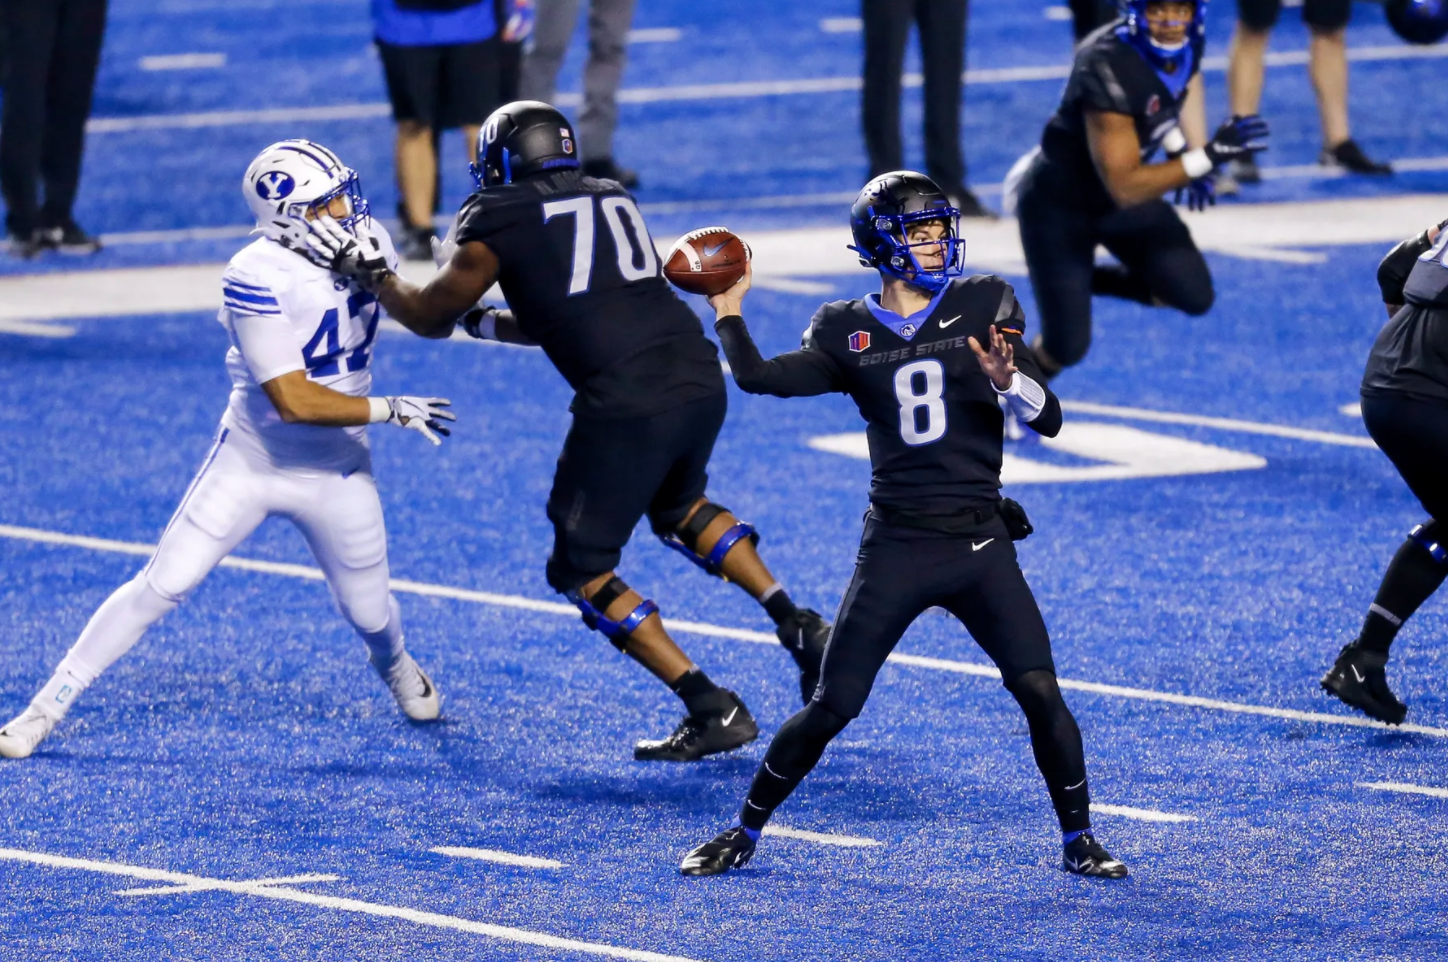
left=1204, top=114, right=1270, bottom=168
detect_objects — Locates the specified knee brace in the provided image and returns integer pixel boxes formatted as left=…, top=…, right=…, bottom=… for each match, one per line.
left=565, top=576, right=658, bottom=652
left=1410, top=521, right=1448, bottom=564
left=658, top=501, right=759, bottom=579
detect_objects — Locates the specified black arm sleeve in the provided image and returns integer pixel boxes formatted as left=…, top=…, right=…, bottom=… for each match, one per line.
left=993, top=280, right=1063, bottom=438
left=1378, top=229, right=1433, bottom=307
left=714, top=315, right=843, bottom=398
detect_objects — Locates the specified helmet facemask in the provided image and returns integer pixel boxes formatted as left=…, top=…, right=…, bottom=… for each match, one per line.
left=853, top=208, right=966, bottom=294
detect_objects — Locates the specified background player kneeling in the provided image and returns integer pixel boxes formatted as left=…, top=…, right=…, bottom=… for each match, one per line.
left=0, top=141, right=451, bottom=760
left=680, top=172, right=1128, bottom=879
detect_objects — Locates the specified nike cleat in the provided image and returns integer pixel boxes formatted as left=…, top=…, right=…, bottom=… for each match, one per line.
left=1321, top=643, right=1407, bottom=725
left=777, top=609, right=830, bottom=703
left=371, top=651, right=441, bottom=722
left=0, top=706, right=56, bottom=760
left=1062, top=832, right=1129, bottom=879
left=635, top=691, right=758, bottom=762
left=680, top=826, right=757, bottom=876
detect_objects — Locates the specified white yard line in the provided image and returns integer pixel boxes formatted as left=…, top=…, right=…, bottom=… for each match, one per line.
left=84, top=44, right=1448, bottom=134
left=0, top=319, right=75, bottom=338
left=1, top=521, right=1441, bottom=737
left=0, top=848, right=700, bottom=962
left=431, top=846, right=565, bottom=869
left=1357, top=781, right=1448, bottom=800
left=627, top=28, right=681, bottom=43
left=1091, top=804, right=1197, bottom=824
left=139, top=53, right=226, bottom=71
left=1060, top=400, right=1377, bottom=449
left=762, top=826, right=883, bottom=848
left=116, top=872, right=342, bottom=896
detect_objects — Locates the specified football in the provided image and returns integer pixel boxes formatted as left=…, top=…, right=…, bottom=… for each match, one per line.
left=663, top=227, right=750, bottom=296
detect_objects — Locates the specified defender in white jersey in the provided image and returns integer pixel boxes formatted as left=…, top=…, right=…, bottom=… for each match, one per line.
left=0, top=140, right=456, bottom=760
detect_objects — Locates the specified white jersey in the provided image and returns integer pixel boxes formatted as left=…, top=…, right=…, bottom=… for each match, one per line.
left=216, top=227, right=399, bottom=470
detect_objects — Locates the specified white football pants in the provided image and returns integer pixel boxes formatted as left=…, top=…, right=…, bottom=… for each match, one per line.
left=31, top=428, right=406, bottom=719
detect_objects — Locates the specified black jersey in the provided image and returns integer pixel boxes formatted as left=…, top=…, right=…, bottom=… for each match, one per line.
left=715, top=276, right=1062, bottom=517
left=454, top=171, right=723, bottom=417
left=1034, top=21, right=1202, bottom=213
left=1363, top=229, right=1448, bottom=403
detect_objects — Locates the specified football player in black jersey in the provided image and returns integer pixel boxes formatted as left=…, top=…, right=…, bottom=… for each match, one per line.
left=1013, top=0, right=1270, bottom=379
left=1322, top=217, right=1448, bottom=725
left=305, top=101, right=831, bottom=761
left=679, top=172, right=1128, bottom=880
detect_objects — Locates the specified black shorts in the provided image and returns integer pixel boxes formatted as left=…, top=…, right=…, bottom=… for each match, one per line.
left=1238, top=0, right=1351, bottom=32
left=545, top=390, right=728, bottom=591
left=376, top=38, right=499, bottom=129
left=813, top=511, right=1057, bottom=720
left=1362, top=391, right=1448, bottom=522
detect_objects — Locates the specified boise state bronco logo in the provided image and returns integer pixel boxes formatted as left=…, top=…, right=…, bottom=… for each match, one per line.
left=255, top=171, right=295, bottom=201
left=849, top=331, right=871, bottom=352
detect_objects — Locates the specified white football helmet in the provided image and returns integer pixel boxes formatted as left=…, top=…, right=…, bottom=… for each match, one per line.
left=242, top=140, right=370, bottom=250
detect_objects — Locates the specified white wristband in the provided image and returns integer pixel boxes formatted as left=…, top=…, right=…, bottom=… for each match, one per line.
left=991, top=372, right=1048, bottom=423
left=473, top=310, right=498, bottom=341
left=1162, top=126, right=1187, bottom=155
left=1181, top=148, right=1213, bottom=179
left=367, top=397, right=391, bottom=424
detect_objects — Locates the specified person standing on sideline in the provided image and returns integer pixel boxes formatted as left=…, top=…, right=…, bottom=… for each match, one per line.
left=519, top=0, right=639, bottom=187
left=861, top=0, right=992, bottom=219
left=1218, top=0, right=1391, bottom=192
left=0, top=0, right=107, bottom=258
left=373, top=0, right=501, bottom=260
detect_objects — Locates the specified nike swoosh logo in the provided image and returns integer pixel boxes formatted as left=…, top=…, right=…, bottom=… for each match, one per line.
left=1351, top=665, right=1366, bottom=683
left=722, top=707, right=739, bottom=726
left=972, top=539, right=994, bottom=551
left=938, top=314, right=963, bottom=329
left=702, top=241, right=728, bottom=258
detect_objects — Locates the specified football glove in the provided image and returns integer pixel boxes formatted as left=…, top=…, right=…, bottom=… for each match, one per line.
left=1175, top=175, right=1216, bottom=212
left=430, top=214, right=461, bottom=269
left=1204, top=115, right=1270, bottom=168
left=306, top=215, right=392, bottom=290
left=376, top=396, right=455, bottom=445
left=502, top=0, right=535, bottom=42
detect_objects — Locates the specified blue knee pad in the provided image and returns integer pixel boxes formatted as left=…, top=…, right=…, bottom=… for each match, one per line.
left=1411, top=522, right=1448, bottom=564
left=565, top=576, right=658, bottom=651
left=658, top=501, right=759, bottom=580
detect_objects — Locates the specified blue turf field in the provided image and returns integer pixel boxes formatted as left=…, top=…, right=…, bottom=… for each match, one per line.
left=4, top=1, right=1448, bottom=959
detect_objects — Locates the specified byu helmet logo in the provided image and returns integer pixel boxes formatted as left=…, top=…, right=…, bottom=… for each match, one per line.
left=256, top=171, right=296, bottom=201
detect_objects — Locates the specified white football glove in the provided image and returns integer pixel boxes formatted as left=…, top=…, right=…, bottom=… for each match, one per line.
left=430, top=214, right=461, bottom=268
left=369, top=396, right=455, bottom=446
left=306, top=215, right=392, bottom=289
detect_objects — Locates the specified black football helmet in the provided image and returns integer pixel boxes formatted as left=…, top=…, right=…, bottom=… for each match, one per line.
left=471, top=100, right=581, bottom=189
left=848, top=171, right=965, bottom=293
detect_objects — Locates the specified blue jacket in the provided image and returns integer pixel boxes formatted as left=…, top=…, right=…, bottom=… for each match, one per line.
left=372, top=0, right=496, bottom=47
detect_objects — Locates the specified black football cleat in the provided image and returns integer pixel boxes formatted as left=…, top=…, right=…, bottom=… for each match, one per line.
left=1320, top=139, right=1393, bottom=176
left=635, top=691, right=758, bottom=762
left=1062, top=832, right=1129, bottom=879
left=680, top=826, right=757, bottom=876
left=777, top=608, right=830, bottom=703
left=1321, top=643, right=1408, bottom=724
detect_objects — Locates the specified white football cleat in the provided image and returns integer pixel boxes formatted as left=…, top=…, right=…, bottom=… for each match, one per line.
left=372, top=652, right=440, bottom=721
left=0, top=706, right=56, bottom=759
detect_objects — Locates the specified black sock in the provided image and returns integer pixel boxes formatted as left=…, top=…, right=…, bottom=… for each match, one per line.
left=760, top=583, right=799, bottom=627
left=1008, top=670, right=1091, bottom=834
left=739, top=702, right=849, bottom=831
left=1360, top=531, right=1448, bottom=654
left=1090, top=265, right=1155, bottom=305
left=670, top=668, right=726, bottom=717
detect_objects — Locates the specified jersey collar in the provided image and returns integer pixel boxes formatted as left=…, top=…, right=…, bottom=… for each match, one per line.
left=864, top=285, right=949, bottom=342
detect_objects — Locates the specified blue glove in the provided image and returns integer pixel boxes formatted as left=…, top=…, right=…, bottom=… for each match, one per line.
left=1175, top=175, right=1216, bottom=212
left=503, top=0, right=535, bottom=42
left=1204, top=114, right=1270, bottom=167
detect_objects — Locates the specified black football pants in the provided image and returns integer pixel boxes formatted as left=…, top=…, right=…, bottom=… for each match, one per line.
left=0, top=0, right=107, bottom=237
left=1018, top=183, right=1215, bottom=371
left=861, top=0, right=968, bottom=190
left=1362, top=391, right=1448, bottom=522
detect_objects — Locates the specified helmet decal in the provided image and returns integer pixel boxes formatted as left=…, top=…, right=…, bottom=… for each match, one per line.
left=255, top=171, right=295, bottom=201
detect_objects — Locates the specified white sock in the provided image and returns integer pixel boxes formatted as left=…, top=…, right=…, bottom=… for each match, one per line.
left=31, top=574, right=178, bottom=719
left=360, top=594, right=409, bottom=675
